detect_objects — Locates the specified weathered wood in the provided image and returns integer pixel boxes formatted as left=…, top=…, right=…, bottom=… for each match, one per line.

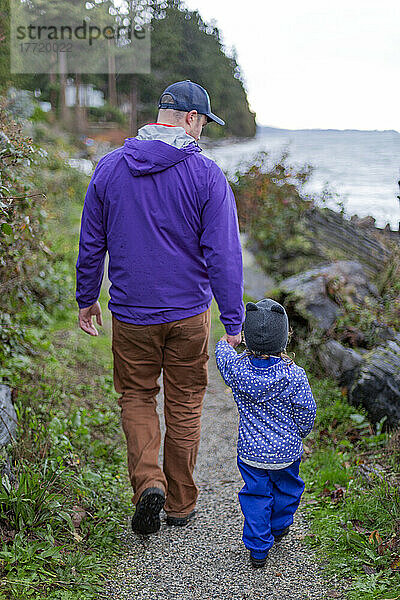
left=0, top=384, right=17, bottom=446
left=304, top=208, right=391, bottom=276
left=318, top=340, right=363, bottom=381
left=348, top=338, right=400, bottom=428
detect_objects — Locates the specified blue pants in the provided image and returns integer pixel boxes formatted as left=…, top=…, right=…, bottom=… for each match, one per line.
left=237, top=457, right=305, bottom=559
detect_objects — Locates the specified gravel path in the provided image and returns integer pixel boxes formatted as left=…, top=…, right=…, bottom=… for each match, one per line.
left=106, top=348, right=344, bottom=600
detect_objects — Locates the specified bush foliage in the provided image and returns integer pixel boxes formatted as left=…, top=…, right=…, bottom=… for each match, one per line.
left=0, top=97, right=131, bottom=599
left=232, top=151, right=318, bottom=277
left=0, top=97, right=49, bottom=366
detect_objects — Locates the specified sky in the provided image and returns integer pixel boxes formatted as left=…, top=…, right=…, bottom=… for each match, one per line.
left=183, top=0, right=400, bottom=130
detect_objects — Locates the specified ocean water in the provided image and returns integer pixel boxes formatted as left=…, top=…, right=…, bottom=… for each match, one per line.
left=203, top=128, right=400, bottom=229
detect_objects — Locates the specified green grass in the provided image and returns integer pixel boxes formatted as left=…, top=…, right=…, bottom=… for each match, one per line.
left=211, top=300, right=400, bottom=598
left=300, top=375, right=400, bottom=598
left=0, top=298, right=132, bottom=599
left=0, top=123, right=132, bottom=599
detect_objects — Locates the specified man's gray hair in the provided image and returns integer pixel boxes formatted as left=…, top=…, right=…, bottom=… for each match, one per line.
left=160, top=93, right=174, bottom=104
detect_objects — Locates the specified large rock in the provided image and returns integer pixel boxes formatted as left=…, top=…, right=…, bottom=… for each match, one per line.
left=318, top=340, right=363, bottom=382
left=347, top=339, right=400, bottom=428
left=0, top=385, right=17, bottom=446
left=280, top=261, right=379, bottom=331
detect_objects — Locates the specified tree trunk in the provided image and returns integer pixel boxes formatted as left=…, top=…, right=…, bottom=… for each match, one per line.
left=58, top=51, right=69, bottom=124
left=130, top=76, right=138, bottom=136
left=108, top=39, right=117, bottom=107
left=49, top=54, right=57, bottom=114
left=74, top=72, right=85, bottom=132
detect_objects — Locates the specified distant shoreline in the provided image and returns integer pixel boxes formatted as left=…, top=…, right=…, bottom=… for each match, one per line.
left=202, top=128, right=400, bottom=233
left=257, top=125, right=400, bottom=135
left=201, top=126, right=400, bottom=149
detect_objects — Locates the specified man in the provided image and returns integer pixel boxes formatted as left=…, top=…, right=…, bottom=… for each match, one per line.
left=76, top=80, right=244, bottom=534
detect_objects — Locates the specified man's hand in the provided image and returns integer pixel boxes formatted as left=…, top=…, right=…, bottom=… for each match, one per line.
left=220, top=332, right=242, bottom=348
left=78, top=301, right=103, bottom=336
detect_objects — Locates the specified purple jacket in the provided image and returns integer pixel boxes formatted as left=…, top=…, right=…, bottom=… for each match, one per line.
left=76, top=125, right=244, bottom=335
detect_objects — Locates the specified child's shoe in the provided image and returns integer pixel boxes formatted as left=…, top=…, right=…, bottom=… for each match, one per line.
left=250, top=552, right=268, bottom=568
left=272, top=525, right=290, bottom=541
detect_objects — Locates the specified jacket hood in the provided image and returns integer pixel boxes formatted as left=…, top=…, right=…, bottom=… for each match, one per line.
left=136, top=123, right=196, bottom=147
left=123, top=124, right=202, bottom=176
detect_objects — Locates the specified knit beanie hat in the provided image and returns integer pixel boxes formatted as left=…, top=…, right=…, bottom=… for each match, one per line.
left=243, top=298, right=289, bottom=355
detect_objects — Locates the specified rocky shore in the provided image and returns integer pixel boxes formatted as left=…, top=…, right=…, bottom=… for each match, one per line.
left=242, top=206, right=400, bottom=429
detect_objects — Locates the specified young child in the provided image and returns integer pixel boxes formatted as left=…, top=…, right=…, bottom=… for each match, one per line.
left=215, top=298, right=316, bottom=568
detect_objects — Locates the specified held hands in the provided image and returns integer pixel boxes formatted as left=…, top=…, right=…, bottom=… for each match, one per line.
left=220, top=332, right=242, bottom=348
left=78, top=301, right=103, bottom=336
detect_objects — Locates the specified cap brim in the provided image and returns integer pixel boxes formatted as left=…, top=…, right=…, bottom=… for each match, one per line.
left=206, top=112, right=225, bottom=126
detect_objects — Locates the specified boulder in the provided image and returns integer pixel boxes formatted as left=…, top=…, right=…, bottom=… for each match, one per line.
left=318, top=340, right=362, bottom=382
left=0, top=385, right=17, bottom=446
left=280, top=261, right=379, bottom=331
left=347, top=339, right=400, bottom=428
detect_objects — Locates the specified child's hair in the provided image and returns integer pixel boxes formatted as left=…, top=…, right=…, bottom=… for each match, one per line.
left=239, top=348, right=294, bottom=365
left=239, top=329, right=294, bottom=364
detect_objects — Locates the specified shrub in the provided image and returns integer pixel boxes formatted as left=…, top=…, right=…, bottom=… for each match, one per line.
left=0, top=96, right=85, bottom=376
left=232, top=151, right=317, bottom=278
left=88, top=103, right=127, bottom=126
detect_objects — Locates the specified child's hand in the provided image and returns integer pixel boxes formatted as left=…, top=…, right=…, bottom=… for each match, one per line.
left=220, top=333, right=242, bottom=347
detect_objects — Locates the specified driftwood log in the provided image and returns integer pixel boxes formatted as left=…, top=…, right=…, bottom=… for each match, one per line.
left=0, top=384, right=17, bottom=446
left=277, top=259, right=400, bottom=427
left=317, top=338, right=400, bottom=427
left=347, top=339, right=400, bottom=428
left=318, top=340, right=363, bottom=383
left=304, top=208, right=392, bottom=276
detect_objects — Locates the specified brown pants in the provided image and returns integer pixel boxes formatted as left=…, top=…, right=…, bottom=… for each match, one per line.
left=111, top=308, right=211, bottom=517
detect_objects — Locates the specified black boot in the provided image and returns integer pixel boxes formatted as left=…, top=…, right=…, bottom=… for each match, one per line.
left=131, top=487, right=165, bottom=534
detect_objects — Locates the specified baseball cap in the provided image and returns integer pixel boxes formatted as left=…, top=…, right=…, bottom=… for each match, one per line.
left=158, top=80, right=225, bottom=126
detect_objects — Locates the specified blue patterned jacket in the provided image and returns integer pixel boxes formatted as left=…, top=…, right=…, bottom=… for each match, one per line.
left=215, top=340, right=316, bottom=465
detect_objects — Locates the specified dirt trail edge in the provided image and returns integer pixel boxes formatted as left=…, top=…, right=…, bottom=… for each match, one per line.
left=105, top=350, right=343, bottom=600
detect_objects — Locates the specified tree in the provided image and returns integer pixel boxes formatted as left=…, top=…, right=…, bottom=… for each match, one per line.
left=1, top=0, right=256, bottom=138
left=133, top=0, right=256, bottom=136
